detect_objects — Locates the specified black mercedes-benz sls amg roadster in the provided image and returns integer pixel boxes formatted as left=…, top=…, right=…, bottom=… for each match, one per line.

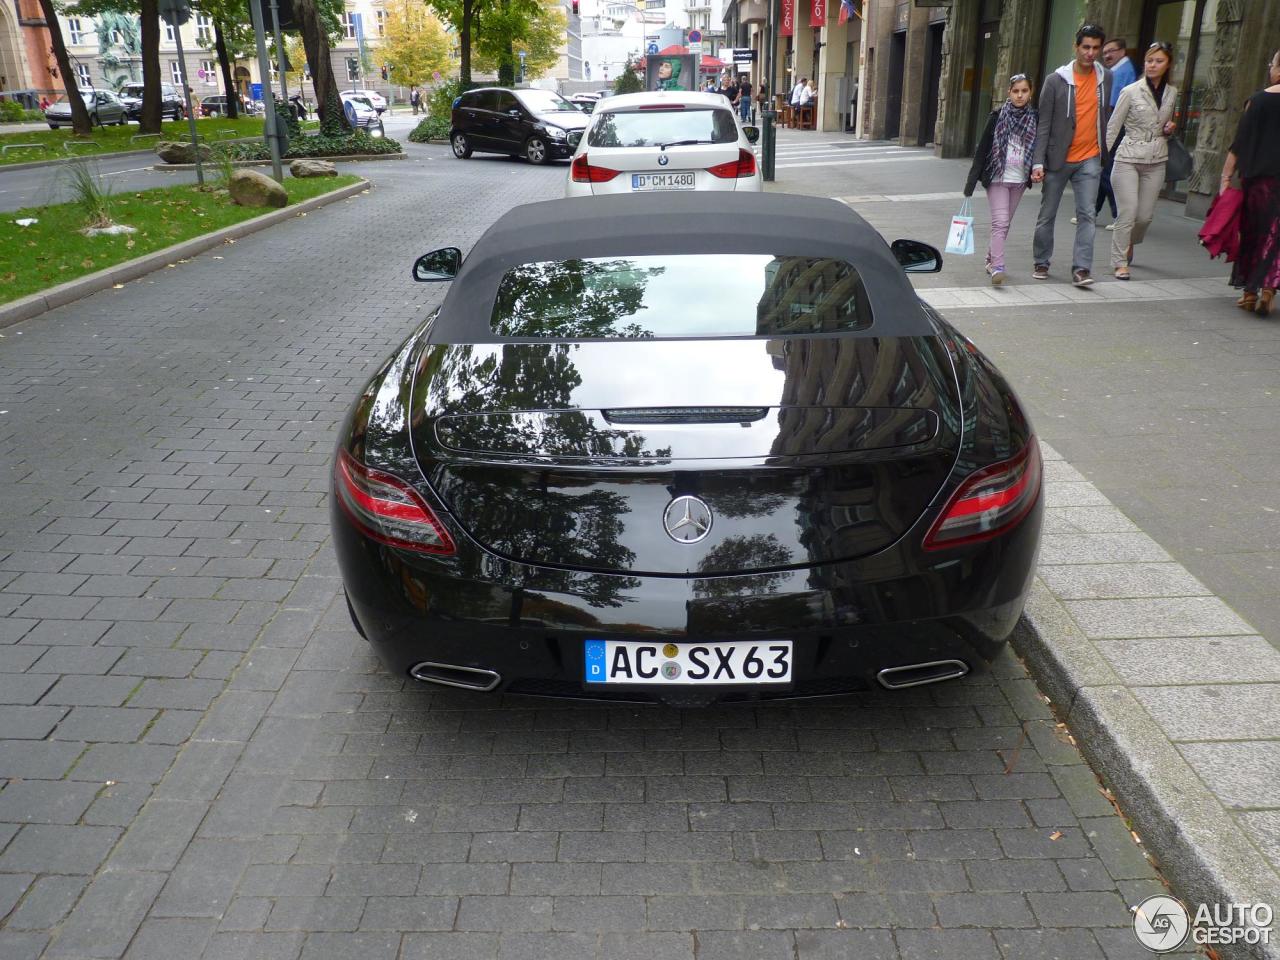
left=332, top=192, right=1042, bottom=705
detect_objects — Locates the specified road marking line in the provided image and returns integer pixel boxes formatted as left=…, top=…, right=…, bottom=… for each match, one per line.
left=832, top=191, right=967, bottom=204
left=776, top=155, right=933, bottom=169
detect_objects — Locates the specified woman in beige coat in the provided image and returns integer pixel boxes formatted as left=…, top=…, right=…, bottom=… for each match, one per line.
left=1106, top=42, right=1179, bottom=279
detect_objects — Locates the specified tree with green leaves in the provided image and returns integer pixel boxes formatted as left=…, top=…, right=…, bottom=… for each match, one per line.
left=38, top=0, right=93, bottom=134
left=613, top=55, right=641, bottom=94
left=472, top=0, right=562, bottom=85
left=379, top=0, right=451, bottom=89
left=428, top=0, right=485, bottom=86
left=294, top=0, right=349, bottom=130
left=72, top=0, right=163, bottom=133
left=194, top=0, right=255, bottom=119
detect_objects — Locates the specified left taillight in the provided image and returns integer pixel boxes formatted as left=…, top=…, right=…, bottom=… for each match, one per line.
left=334, top=449, right=456, bottom=555
left=923, top=439, right=1041, bottom=551
left=707, top=148, right=757, bottom=179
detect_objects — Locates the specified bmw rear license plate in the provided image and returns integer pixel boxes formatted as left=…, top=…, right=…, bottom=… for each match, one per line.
left=584, top=640, right=792, bottom=685
left=632, top=172, right=696, bottom=191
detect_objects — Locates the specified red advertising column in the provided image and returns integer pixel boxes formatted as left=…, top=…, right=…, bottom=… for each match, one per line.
left=810, top=0, right=825, bottom=28
left=781, top=0, right=794, bottom=37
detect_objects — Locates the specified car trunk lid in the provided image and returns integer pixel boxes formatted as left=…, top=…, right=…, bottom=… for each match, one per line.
left=410, top=336, right=961, bottom=576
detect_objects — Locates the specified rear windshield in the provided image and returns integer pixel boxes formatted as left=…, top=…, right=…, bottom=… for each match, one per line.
left=491, top=254, right=872, bottom=339
left=588, top=108, right=737, bottom=147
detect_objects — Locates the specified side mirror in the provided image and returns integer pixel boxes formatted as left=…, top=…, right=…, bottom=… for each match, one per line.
left=742, top=125, right=760, bottom=144
left=413, top=247, right=462, bottom=282
left=891, top=239, right=943, bottom=273
left=508, top=108, right=521, bottom=117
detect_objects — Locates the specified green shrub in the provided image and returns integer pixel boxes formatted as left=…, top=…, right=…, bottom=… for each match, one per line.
left=221, top=130, right=402, bottom=161
left=613, top=58, right=642, bottom=95
left=0, top=100, right=27, bottom=122
left=428, top=79, right=465, bottom=122
left=408, top=116, right=450, bottom=142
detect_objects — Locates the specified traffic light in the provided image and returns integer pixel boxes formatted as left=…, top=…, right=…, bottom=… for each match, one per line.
left=571, top=0, right=579, bottom=14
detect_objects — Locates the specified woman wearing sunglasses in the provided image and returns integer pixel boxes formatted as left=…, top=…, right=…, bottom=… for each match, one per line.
left=1105, top=41, right=1178, bottom=280
left=1220, top=48, right=1280, bottom=316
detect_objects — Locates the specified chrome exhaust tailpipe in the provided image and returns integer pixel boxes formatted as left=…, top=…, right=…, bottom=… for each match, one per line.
left=876, top=659, right=969, bottom=690
left=409, top=661, right=501, bottom=692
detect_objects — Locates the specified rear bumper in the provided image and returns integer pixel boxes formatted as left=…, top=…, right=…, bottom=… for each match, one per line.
left=335, top=494, right=1041, bottom=704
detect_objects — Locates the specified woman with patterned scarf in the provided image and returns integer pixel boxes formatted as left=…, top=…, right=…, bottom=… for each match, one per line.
left=965, top=75, right=1039, bottom=285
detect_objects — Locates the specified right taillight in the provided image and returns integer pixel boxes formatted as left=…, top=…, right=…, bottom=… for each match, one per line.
left=334, top=449, right=456, bottom=555
left=707, top=148, right=757, bottom=179
left=923, top=439, right=1041, bottom=550
left=571, top=154, right=620, bottom=182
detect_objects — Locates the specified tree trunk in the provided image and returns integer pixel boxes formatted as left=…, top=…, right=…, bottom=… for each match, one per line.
left=139, top=0, right=163, bottom=133
left=214, top=22, right=240, bottom=119
left=295, top=0, right=349, bottom=129
left=36, top=0, right=92, bottom=135
left=460, top=0, right=472, bottom=86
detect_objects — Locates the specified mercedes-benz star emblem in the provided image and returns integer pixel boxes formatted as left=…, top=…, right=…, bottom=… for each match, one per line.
left=663, top=496, right=712, bottom=544
left=657, top=153, right=670, bottom=166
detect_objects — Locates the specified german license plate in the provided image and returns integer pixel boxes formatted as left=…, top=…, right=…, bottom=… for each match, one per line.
left=584, top=640, right=792, bottom=685
left=632, top=172, right=696, bottom=191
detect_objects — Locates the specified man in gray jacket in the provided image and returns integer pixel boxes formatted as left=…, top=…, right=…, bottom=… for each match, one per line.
left=1031, top=23, right=1113, bottom=287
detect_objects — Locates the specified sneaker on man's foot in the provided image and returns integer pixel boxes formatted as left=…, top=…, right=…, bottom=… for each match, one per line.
left=1032, top=264, right=1050, bottom=280
left=1070, top=216, right=1078, bottom=224
left=1104, top=223, right=1116, bottom=231
left=990, top=269, right=1006, bottom=286
left=1072, top=268, right=1094, bottom=287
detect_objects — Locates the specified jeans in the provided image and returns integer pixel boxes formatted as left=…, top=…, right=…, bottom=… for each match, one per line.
left=1110, top=160, right=1165, bottom=266
left=985, top=182, right=1027, bottom=272
left=739, top=98, right=751, bottom=122
left=1033, top=156, right=1102, bottom=272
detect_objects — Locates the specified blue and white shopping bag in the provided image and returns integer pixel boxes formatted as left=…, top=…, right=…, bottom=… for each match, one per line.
left=944, top=199, right=975, bottom=256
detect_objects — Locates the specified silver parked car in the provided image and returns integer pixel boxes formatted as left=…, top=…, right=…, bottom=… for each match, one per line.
left=45, top=90, right=128, bottom=128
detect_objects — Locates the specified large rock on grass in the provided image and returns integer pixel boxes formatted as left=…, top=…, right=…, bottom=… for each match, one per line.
left=290, top=158, right=337, bottom=178
left=155, top=140, right=212, bottom=164
left=228, top=169, right=288, bottom=208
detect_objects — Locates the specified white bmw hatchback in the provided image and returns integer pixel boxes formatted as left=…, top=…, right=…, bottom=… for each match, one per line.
left=564, top=91, right=762, bottom=197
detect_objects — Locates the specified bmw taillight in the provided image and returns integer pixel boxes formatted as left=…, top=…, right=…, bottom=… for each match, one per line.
left=334, top=449, right=456, bottom=555
left=707, top=148, right=757, bottom=179
left=923, top=439, right=1041, bottom=550
left=571, top=154, right=620, bottom=182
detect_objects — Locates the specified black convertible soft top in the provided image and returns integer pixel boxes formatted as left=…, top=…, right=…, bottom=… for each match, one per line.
left=429, top=192, right=936, bottom=342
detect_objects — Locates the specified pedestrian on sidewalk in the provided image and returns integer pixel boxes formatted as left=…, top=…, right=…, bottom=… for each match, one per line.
left=1087, top=37, right=1136, bottom=226
left=1219, top=48, right=1280, bottom=317
left=737, top=76, right=753, bottom=123
left=1107, top=42, right=1178, bottom=280
left=964, top=73, right=1039, bottom=286
left=1030, top=23, right=1114, bottom=287
left=410, top=87, right=421, bottom=116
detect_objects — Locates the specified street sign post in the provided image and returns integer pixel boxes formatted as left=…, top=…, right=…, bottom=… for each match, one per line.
left=246, top=0, right=284, bottom=182
left=157, top=0, right=204, bottom=186
left=647, top=42, right=658, bottom=55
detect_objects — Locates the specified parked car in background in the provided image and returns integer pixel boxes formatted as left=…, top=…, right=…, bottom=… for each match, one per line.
left=342, top=94, right=385, bottom=137
left=567, top=95, right=598, bottom=113
left=449, top=87, right=589, bottom=165
left=118, top=82, right=185, bottom=121
left=44, top=90, right=128, bottom=128
left=565, top=91, right=761, bottom=197
left=341, top=89, right=387, bottom=114
left=200, top=95, right=235, bottom=117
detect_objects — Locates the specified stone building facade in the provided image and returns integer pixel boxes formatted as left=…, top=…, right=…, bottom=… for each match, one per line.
left=861, top=0, right=1279, bottom=218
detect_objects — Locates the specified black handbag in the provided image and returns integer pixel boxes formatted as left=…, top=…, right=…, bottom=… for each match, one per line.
left=1165, top=136, right=1194, bottom=183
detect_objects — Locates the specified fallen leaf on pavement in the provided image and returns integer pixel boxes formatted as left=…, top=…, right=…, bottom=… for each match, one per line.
left=1049, top=831, right=1063, bottom=841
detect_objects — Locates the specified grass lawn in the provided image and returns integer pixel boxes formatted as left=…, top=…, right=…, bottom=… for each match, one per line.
left=0, top=117, right=265, bottom=167
left=1, top=174, right=361, bottom=305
